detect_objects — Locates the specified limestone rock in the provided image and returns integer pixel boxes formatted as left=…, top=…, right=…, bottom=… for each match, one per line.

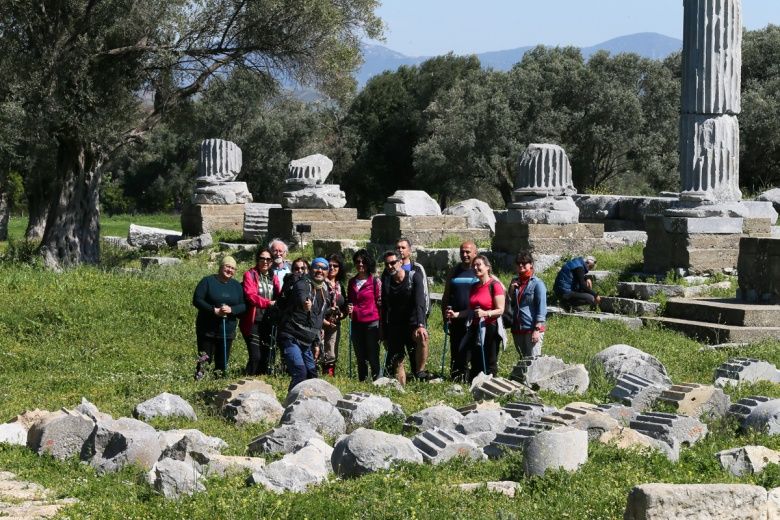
left=127, top=224, right=182, bottom=249
left=133, top=393, right=197, bottom=421
left=596, top=403, right=639, bottom=425
left=757, top=188, right=780, bottom=213
left=442, top=199, right=496, bottom=232
left=743, top=399, right=780, bottom=435
left=658, top=383, right=730, bottom=419
left=176, top=233, right=213, bottom=251
left=485, top=422, right=553, bottom=459
left=500, top=401, right=558, bottom=423
left=215, top=379, right=277, bottom=410
left=197, top=139, right=242, bottom=183
left=249, top=438, right=332, bottom=493
left=191, top=452, right=265, bottom=478
left=140, top=257, right=182, bottom=269
left=593, top=344, right=671, bottom=385
left=157, top=429, right=227, bottom=460
left=331, top=428, right=423, bottom=477
left=598, top=427, right=674, bottom=459
left=403, top=405, right=463, bottom=434
left=624, top=483, right=768, bottom=520
left=147, top=458, right=204, bottom=499
left=192, top=182, right=252, bottom=204
left=222, top=391, right=284, bottom=425
left=470, top=372, right=532, bottom=401
left=742, top=200, right=779, bottom=222
left=523, top=427, right=588, bottom=477
left=0, top=421, right=27, bottom=446
left=514, top=144, right=576, bottom=197
left=714, top=358, right=780, bottom=387
left=630, top=412, right=708, bottom=460
left=335, top=393, right=404, bottom=431
left=282, top=184, right=346, bottom=209
left=90, top=417, right=162, bottom=473
left=717, top=445, right=780, bottom=477
left=280, top=398, right=346, bottom=438
left=609, top=373, right=670, bottom=411
left=411, top=427, right=485, bottom=465
left=74, top=398, right=112, bottom=422
left=247, top=423, right=323, bottom=456
left=243, top=203, right=281, bottom=241
left=383, top=190, right=441, bottom=216
left=456, top=410, right=519, bottom=448
left=617, top=282, right=685, bottom=300
left=728, top=395, right=774, bottom=428
left=285, top=154, right=333, bottom=188
left=373, top=377, right=405, bottom=393
left=284, top=378, right=342, bottom=407
left=457, top=481, right=521, bottom=498
left=27, top=410, right=95, bottom=461
left=541, top=403, right=620, bottom=441
left=511, top=356, right=589, bottom=395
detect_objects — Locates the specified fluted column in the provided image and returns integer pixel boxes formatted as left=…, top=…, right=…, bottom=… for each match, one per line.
left=679, top=0, right=742, bottom=203
left=513, top=144, right=576, bottom=198
left=197, top=139, right=242, bottom=183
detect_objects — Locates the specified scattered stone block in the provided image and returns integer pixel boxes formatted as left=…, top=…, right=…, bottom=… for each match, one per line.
left=147, top=458, right=204, bottom=499
left=127, top=224, right=181, bottom=249
left=403, top=405, right=462, bottom=434
left=609, top=373, right=670, bottom=411
left=280, top=398, right=346, bottom=438
left=470, top=373, right=531, bottom=401
left=140, top=256, right=182, bottom=269
left=455, top=410, right=519, bottom=448
left=596, top=403, right=639, bottom=425
left=133, top=393, right=197, bottom=421
left=90, top=417, right=162, bottom=474
left=624, top=483, right=769, bottom=520
left=0, top=421, right=26, bottom=446
left=74, top=397, right=112, bottom=422
left=335, top=393, right=404, bottom=431
left=442, top=199, right=496, bottom=232
left=593, top=344, right=671, bottom=386
left=102, top=235, right=135, bottom=250
left=714, top=357, right=780, bottom=387
left=743, top=399, right=780, bottom=435
left=456, top=401, right=502, bottom=416
left=457, top=481, right=521, bottom=498
left=598, top=427, right=674, bottom=459
left=248, top=439, right=332, bottom=493
left=658, top=383, right=730, bottom=419
left=383, top=190, right=441, bottom=216
left=484, top=422, right=552, bottom=459
left=222, top=391, right=284, bottom=425
left=215, top=379, right=277, bottom=410
left=727, top=395, right=773, bottom=427
left=247, top=423, right=322, bottom=456
left=630, top=412, right=708, bottom=459
left=716, top=445, right=780, bottom=477
left=523, top=427, right=588, bottom=477
left=243, top=203, right=282, bottom=242
left=373, top=377, right=405, bottom=393
left=540, top=403, right=620, bottom=441
left=331, top=428, right=423, bottom=477
left=26, top=410, right=95, bottom=461
left=157, top=429, right=227, bottom=460
left=511, top=356, right=589, bottom=394
left=412, top=427, right=485, bottom=465
left=599, top=297, right=661, bottom=316
left=546, top=307, right=643, bottom=329
left=284, top=378, right=343, bottom=407
left=682, top=280, right=732, bottom=297
left=175, top=233, right=212, bottom=251
left=617, top=282, right=685, bottom=300
left=191, top=453, right=265, bottom=478
left=500, top=401, right=556, bottom=423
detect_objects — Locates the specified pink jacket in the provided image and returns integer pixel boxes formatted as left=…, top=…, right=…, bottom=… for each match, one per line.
left=239, top=268, right=281, bottom=337
left=347, top=275, right=381, bottom=323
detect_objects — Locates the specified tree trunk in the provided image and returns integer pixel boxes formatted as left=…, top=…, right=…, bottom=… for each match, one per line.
left=0, top=187, right=9, bottom=242
left=39, top=139, right=102, bottom=269
left=25, top=189, right=48, bottom=240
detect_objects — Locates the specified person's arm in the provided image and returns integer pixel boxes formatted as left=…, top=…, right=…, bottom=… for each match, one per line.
left=440, top=267, right=456, bottom=320
left=229, top=283, right=247, bottom=316
left=412, top=270, right=427, bottom=328
left=192, top=277, right=218, bottom=314
left=573, top=266, right=596, bottom=296
left=534, top=279, right=547, bottom=328
left=490, top=282, right=505, bottom=319
left=243, top=271, right=274, bottom=309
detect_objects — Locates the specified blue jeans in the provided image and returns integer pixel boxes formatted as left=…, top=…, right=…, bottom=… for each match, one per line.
left=279, top=335, right=317, bottom=391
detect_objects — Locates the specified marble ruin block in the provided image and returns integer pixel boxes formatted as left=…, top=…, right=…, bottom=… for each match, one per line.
left=514, top=144, right=576, bottom=197
left=738, top=237, right=780, bottom=303
left=197, top=139, right=242, bottom=184
left=679, top=114, right=741, bottom=202
left=284, top=154, right=333, bottom=188
left=243, top=203, right=282, bottom=242
left=442, top=199, right=496, bottom=232
left=192, top=182, right=253, bottom=205
left=681, top=0, right=742, bottom=115
left=383, top=190, right=441, bottom=216
left=283, top=184, right=347, bottom=209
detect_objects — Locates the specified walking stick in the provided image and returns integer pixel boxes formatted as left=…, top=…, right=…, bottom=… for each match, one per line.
left=222, top=317, right=228, bottom=376
left=348, top=317, right=353, bottom=379
left=440, top=322, right=449, bottom=377
left=478, top=317, right=487, bottom=375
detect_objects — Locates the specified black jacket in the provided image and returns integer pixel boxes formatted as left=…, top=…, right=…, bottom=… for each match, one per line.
left=381, top=269, right=427, bottom=329
left=278, top=275, right=332, bottom=345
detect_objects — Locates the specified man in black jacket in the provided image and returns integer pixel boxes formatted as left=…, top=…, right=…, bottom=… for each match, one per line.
left=441, top=241, right=477, bottom=381
left=277, top=257, right=333, bottom=390
left=381, top=250, right=428, bottom=385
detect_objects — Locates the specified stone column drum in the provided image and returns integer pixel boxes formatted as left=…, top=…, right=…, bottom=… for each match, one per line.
left=197, top=139, right=242, bottom=183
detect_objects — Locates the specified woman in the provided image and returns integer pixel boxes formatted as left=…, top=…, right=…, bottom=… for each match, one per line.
left=346, top=249, right=382, bottom=381
left=239, top=248, right=281, bottom=375
left=321, top=253, right=347, bottom=376
left=192, top=255, right=246, bottom=377
left=445, top=254, right=505, bottom=381
left=508, top=251, right=547, bottom=358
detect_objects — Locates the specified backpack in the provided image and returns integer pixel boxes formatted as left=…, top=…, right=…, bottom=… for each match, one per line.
left=411, top=262, right=431, bottom=317
left=500, top=279, right=517, bottom=329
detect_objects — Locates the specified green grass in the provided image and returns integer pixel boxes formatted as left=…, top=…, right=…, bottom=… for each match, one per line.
left=1, top=232, right=780, bottom=519
left=5, top=214, right=181, bottom=241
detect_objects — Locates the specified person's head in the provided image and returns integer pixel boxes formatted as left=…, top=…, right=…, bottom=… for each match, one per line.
left=473, top=254, right=492, bottom=278
left=352, top=249, right=376, bottom=277
left=384, top=250, right=401, bottom=275
left=515, top=251, right=534, bottom=277
left=459, top=241, right=477, bottom=267
left=291, top=257, right=308, bottom=275
left=219, top=255, right=237, bottom=280
left=396, top=238, right=412, bottom=262
left=584, top=255, right=597, bottom=270
left=327, top=253, right=346, bottom=283
left=268, top=239, right=288, bottom=265
left=255, top=248, right=274, bottom=274
left=310, top=257, right=329, bottom=283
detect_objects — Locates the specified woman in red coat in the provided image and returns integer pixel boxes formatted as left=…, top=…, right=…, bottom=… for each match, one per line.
left=240, top=248, right=281, bottom=375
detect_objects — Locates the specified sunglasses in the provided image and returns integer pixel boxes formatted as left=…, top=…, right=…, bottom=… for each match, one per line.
left=329, top=264, right=340, bottom=270
left=258, top=257, right=272, bottom=262
left=293, top=266, right=307, bottom=272
left=312, top=266, right=328, bottom=271
left=385, top=259, right=399, bottom=266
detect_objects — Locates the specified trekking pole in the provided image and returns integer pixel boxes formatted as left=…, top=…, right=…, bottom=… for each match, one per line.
left=348, top=317, right=353, bottom=379
left=440, top=306, right=451, bottom=376
left=476, top=306, right=487, bottom=375
left=222, top=316, right=228, bottom=376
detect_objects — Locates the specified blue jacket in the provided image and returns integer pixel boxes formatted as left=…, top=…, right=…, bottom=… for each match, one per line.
left=509, top=276, right=547, bottom=332
left=554, top=257, right=589, bottom=295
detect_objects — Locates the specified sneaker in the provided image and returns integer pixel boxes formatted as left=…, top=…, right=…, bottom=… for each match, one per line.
left=415, top=370, right=436, bottom=381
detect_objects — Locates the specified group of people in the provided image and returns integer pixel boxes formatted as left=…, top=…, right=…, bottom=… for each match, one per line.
left=192, top=236, right=601, bottom=388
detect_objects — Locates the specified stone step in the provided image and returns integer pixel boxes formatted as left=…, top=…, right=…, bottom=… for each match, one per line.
left=642, top=315, right=780, bottom=345
left=663, top=298, right=780, bottom=327
left=547, top=307, right=643, bottom=329
left=599, top=297, right=661, bottom=316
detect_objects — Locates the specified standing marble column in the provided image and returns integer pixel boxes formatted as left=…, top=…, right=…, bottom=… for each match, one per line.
left=509, top=144, right=579, bottom=224
left=679, top=0, right=742, bottom=203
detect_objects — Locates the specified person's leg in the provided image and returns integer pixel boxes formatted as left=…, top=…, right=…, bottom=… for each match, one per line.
left=414, top=330, right=429, bottom=375
left=321, top=326, right=338, bottom=376
left=563, top=291, right=595, bottom=308
left=365, top=323, right=381, bottom=381
left=352, top=322, right=368, bottom=381
left=302, top=342, right=318, bottom=381
left=280, top=336, right=306, bottom=391
left=195, top=335, right=216, bottom=378
left=513, top=332, right=542, bottom=358
left=482, top=323, right=499, bottom=377
left=257, top=318, right=275, bottom=374
left=386, top=332, right=406, bottom=385
left=449, top=321, right=468, bottom=381
left=244, top=323, right=262, bottom=376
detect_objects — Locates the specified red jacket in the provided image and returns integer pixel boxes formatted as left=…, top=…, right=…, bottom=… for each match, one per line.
left=239, top=268, right=281, bottom=337
left=347, top=275, right=381, bottom=323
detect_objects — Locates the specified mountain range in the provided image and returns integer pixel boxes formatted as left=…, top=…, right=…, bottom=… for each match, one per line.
left=356, top=32, right=682, bottom=86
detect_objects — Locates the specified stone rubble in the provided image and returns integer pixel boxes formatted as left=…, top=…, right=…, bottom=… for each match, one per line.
left=510, top=356, right=589, bottom=394
left=593, top=344, right=671, bottom=385
left=469, top=372, right=532, bottom=401
left=523, top=427, right=588, bottom=477
left=383, top=190, right=441, bottom=216
left=133, top=392, right=197, bottom=421
left=127, top=224, right=182, bottom=249
left=442, top=199, right=496, bottom=232
left=284, top=378, right=343, bottom=407
left=716, top=445, right=780, bottom=477
left=714, top=357, right=780, bottom=387
left=727, top=395, right=774, bottom=428
left=657, top=383, right=730, bottom=419
left=457, top=481, right=521, bottom=498
left=455, top=410, right=520, bottom=448
left=249, top=438, right=332, bottom=493
left=147, top=457, right=205, bottom=499
left=331, top=428, right=423, bottom=478
left=247, top=423, right=323, bottom=456
left=742, top=399, right=780, bottom=435
left=484, top=421, right=552, bottom=459
left=280, top=398, right=347, bottom=438
left=403, top=405, right=463, bottom=434
left=0, top=471, right=78, bottom=519
left=540, top=403, right=620, bottom=441
left=609, top=373, right=670, bottom=411
left=222, top=391, right=285, bottom=425
left=411, top=427, right=485, bottom=465
left=624, top=483, right=770, bottom=520
left=335, top=392, right=404, bottom=431
left=215, top=379, right=277, bottom=410
left=630, top=412, right=708, bottom=461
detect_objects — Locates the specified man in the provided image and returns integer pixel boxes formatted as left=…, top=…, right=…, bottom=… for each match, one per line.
left=441, top=241, right=477, bottom=380
left=553, top=255, right=601, bottom=310
left=395, top=237, right=433, bottom=379
left=508, top=251, right=547, bottom=358
left=277, top=257, right=333, bottom=391
left=268, top=238, right=291, bottom=287
left=381, top=250, right=429, bottom=385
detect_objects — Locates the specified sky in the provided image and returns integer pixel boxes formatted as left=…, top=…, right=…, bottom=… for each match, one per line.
left=372, top=0, right=780, bottom=56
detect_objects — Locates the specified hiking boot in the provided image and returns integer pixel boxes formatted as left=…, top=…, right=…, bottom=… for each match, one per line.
left=415, top=370, right=436, bottom=381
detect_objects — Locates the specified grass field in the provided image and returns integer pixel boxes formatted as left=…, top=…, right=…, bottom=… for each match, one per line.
left=1, top=218, right=779, bottom=519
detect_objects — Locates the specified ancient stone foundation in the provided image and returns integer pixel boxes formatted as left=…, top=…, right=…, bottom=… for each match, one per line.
left=370, top=215, right=491, bottom=248
left=267, top=208, right=370, bottom=246
left=738, top=237, right=780, bottom=303
left=181, top=204, right=246, bottom=236
left=493, top=216, right=605, bottom=256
